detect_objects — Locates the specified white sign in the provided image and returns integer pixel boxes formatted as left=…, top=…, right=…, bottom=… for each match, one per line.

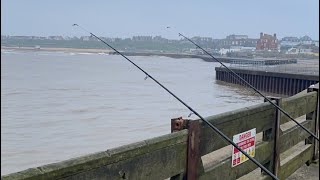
left=232, top=128, right=256, bottom=167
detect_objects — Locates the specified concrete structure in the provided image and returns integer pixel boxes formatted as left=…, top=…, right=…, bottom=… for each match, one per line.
left=215, top=67, right=319, bottom=96
left=256, top=32, right=278, bottom=50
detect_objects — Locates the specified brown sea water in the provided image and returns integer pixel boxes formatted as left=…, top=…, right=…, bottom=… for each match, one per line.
left=1, top=50, right=262, bottom=175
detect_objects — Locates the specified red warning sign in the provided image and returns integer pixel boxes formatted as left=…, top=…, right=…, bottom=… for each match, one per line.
left=232, top=128, right=256, bottom=167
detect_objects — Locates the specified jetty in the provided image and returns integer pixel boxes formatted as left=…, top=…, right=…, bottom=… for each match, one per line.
left=2, top=83, right=319, bottom=180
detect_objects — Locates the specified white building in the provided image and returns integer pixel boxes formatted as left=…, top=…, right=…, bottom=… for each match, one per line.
left=219, top=46, right=255, bottom=55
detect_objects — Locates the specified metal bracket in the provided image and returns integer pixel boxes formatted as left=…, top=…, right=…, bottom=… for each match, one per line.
left=171, top=117, right=188, bottom=133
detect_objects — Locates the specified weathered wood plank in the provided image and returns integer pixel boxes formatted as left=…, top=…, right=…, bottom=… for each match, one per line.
left=199, top=102, right=276, bottom=155
left=199, top=141, right=273, bottom=180
left=60, top=142, right=187, bottom=180
left=280, top=91, right=317, bottom=124
left=278, top=144, right=313, bottom=180
left=2, top=130, right=188, bottom=180
left=279, top=121, right=313, bottom=153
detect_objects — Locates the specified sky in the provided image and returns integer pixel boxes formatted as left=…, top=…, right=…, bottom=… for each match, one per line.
left=1, top=0, right=319, bottom=40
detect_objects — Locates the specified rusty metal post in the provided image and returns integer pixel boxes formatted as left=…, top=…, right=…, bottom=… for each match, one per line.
left=263, top=96, right=281, bottom=176
left=307, top=85, right=319, bottom=162
left=171, top=117, right=188, bottom=133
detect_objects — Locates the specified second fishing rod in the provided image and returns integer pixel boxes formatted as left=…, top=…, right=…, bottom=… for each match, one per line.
left=179, top=33, right=319, bottom=142
left=73, top=24, right=279, bottom=180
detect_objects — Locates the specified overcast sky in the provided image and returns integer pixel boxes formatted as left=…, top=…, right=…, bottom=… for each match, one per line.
left=1, top=0, right=319, bottom=40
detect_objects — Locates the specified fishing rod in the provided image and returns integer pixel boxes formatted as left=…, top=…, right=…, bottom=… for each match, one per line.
left=73, top=24, right=279, bottom=180
left=178, top=33, right=319, bottom=142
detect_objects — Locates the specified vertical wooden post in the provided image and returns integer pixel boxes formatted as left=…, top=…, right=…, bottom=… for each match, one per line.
left=171, top=117, right=187, bottom=180
left=170, top=117, right=201, bottom=180
left=187, top=120, right=200, bottom=180
left=263, top=96, right=281, bottom=176
left=307, top=85, right=319, bottom=162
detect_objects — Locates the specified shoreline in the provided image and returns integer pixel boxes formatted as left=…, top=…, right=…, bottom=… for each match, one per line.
left=2, top=46, right=312, bottom=65
left=1, top=46, right=114, bottom=53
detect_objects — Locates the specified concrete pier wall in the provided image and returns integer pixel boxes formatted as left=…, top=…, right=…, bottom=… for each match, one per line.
left=215, top=67, right=319, bottom=96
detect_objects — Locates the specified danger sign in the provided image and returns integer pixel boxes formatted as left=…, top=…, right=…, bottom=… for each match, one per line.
left=232, top=128, right=256, bottom=167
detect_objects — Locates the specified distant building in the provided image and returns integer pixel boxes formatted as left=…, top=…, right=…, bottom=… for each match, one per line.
left=191, top=36, right=213, bottom=42
left=132, top=36, right=152, bottom=41
left=226, top=34, right=248, bottom=40
left=286, top=44, right=318, bottom=54
left=153, top=36, right=167, bottom=42
left=11, top=36, right=32, bottom=40
left=256, top=32, right=278, bottom=50
left=64, top=36, right=72, bottom=40
left=286, top=47, right=299, bottom=54
left=81, top=36, right=91, bottom=41
left=300, top=35, right=313, bottom=45
left=218, top=35, right=257, bottom=48
left=280, top=36, right=300, bottom=47
left=219, top=46, right=255, bottom=55
left=48, top=36, right=64, bottom=40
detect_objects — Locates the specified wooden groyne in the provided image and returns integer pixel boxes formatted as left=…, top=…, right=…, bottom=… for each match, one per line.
left=2, top=85, right=319, bottom=180
left=216, top=67, right=319, bottom=96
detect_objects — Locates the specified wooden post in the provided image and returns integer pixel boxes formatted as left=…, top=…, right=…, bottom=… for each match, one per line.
left=171, top=117, right=187, bottom=180
left=187, top=120, right=200, bottom=180
left=307, top=85, right=319, bottom=162
left=263, top=96, right=281, bottom=176
left=170, top=117, right=201, bottom=180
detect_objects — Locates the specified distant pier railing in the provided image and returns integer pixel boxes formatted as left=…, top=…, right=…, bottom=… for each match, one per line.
left=229, top=60, right=318, bottom=75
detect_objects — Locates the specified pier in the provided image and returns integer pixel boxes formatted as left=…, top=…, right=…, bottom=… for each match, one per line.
left=2, top=84, right=319, bottom=180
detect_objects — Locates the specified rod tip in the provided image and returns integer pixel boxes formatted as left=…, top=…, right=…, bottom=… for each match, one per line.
left=72, top=24, right=78, bottom=26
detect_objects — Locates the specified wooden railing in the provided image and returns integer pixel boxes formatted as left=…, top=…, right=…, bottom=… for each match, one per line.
left=2, top=85, right=319, bottom=180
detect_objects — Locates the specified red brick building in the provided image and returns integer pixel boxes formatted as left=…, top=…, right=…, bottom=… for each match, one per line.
left=256, top=32, right=278, bottom=50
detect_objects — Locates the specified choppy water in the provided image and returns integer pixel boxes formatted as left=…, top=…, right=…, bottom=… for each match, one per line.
left=1, top=50, right=262, bottom=175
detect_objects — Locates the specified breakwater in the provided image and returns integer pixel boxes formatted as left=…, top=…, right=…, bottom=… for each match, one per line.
left=109, top=51, right=297, bottom=64
left=216, top=67, right=319, bottom=96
